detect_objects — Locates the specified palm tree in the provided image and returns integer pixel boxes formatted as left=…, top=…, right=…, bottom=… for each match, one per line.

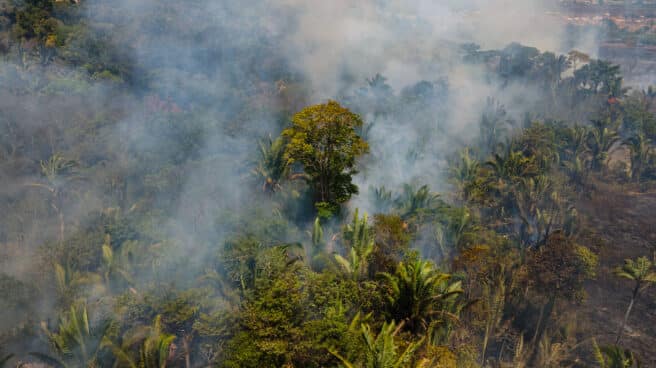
left=252, top=135, right=290, bottom=193
left=54, top=262, right=102, bottom=308
left=369, top=186, right=394, bottom=213
left=625, top=133, right=651, bottom=182
left=540, top=52, right=570, bottom=106
left=32, top=303, right=111, bottom=368
left=613, top=256, right=656, bottom=344
left=378, top=260, right=463, bottom=334
left=563, top=125, right=589, bottom=161
left=587, top=119, right=621, bottom=172
left=513, top=175, right=569, bottom=247
left=434, top=206, right=474, bottom=259
left=100, top=234, right=134, bottom=289
left=480, top=268, right=506, bottom=365
left=563, top=153, right=590, bottom=193
left=448, top=148, right=481, bottom=202
left=330, top=321, right=423, bottom=368
left=567, top=50, right=590, bottom=73
left=306, top=217, right=330, bottom=271
left=485, top=148, right=538, bottom=217
left=25, top=153, right=81, bottom=245
left=110, top=315, right=176, bottom=368
left=479, top=98, right=512, bottom=154
left=393, top=184, right=440, bottom=221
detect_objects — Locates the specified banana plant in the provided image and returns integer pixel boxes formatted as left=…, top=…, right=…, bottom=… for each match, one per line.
left=330, top=321, right=423, bottom=368
left=334, top=209, right=374, bottom=280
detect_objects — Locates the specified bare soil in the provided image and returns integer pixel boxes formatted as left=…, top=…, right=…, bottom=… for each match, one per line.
left=576, top=179, right=656, bottom=364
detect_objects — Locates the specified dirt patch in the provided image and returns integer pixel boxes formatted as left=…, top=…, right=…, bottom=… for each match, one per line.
left=576, top=179, right=656, bottom=364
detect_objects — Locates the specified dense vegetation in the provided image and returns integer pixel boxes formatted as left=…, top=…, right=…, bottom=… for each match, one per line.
left=1, top=1, right=656, bottom=367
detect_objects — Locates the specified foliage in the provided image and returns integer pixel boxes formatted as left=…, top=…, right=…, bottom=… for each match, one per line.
left=334, top=209, right=375, bottom=281
left=593, top=340, right=642, bottom=368
left=34, top=303, right=111, bottom=368
left=378, top=260, right=463, bottom=334
left=252, top=135, right=290, bottom=193
left=0, top=4, right=655, bottom=366
left=282, top=100, right=369, bottom=215
left=613, top=256, right=656, bottom=344
left=330, top=321, right=423, bottom=368
left=109, top=315, right=176, bottom=368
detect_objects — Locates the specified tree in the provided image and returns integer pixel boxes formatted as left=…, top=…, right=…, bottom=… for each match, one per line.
left=282, top=101, right=369, bottom=215
left=252, top=135, right=290, bottom=193
left=525, top=233, right=597, bottom=364
left=448, top=148, right=483, bottom=203
left=567, top=50, right=590, bottom=72
left=307, top=217, right=328, bottom=271
left=11, top=0, right=60, bottom=66
left=479, top=99, right=512, bottom=154
left=371, top=214, right=411, bottom=274
left=334, top=210, right=375, bottom=281
left=330, top=321, right=423, bottom=368
left=479, top=266, right=507, bottom=365
left=25, top=153, right=81, bottom=246
left=613, top=256, right=656, bottom=344
left=110, top=315, right=176, bottom=368
left=378, top=260, right=463, bottom=334
left=53, top=262, right=102, bottom=308
left=622, top=90, right=656, bottom=138
left=393, top=184, right=440, bottom=221
left=100, top=234, right=134, bottom=289
left=625, top=133, right=651, bottom=182
left=587, top=119, right=621, bottom=172
left=33, top=303, right=111, bottom=368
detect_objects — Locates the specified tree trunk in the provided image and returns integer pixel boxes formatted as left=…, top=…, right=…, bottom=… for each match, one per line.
left=529, top=296, right=555, bottom=366
left=183, top=334, right=192, bottom=368
left=17, top=40, right=24, bottom=69
left=481, top=322, right=491, bottom=366
left=616, top=283, right=640, bottom=344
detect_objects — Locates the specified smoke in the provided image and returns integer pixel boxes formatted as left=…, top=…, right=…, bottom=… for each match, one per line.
left=0, top=0, right=606, bottom=350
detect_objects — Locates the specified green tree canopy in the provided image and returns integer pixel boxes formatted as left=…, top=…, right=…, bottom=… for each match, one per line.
left=282, top=100, right=369, bottom=215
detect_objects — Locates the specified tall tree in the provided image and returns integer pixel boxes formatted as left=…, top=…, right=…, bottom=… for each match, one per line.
left=25, top=153, right=81, bottom=246
left=282, top=101, right=369, bottom=216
